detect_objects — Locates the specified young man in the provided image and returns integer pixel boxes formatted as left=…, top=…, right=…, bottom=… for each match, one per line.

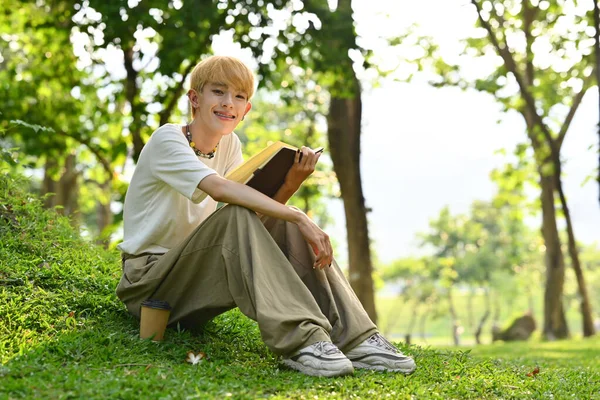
left=116, top=55, right=416, bottom=377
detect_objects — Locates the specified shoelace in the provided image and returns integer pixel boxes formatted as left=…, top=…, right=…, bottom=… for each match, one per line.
left=368, top=334, right=400, bottom=353
left=313, top=341, right=342, bottom=355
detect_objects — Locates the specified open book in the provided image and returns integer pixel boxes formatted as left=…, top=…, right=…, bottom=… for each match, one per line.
left=197, top=141, right=322, bottom=203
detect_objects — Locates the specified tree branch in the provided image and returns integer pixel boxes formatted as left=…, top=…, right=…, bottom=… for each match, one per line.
left=55, top=131, right=113, bottom=181
left=522, top=0, right=537, bottom=87
left=557, top=73, right=594, bottom=150
left=470, top=0, right=556, bottom=155
left=123, top=47, right=144, bottom=162
left=595, top=0, right=600, bottom=207
left=159, top=61, right=196, bottom=126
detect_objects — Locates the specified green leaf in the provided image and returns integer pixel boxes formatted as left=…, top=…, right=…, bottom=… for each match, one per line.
left=1, top=148, right=17, bottom=166
left=9, top=120, right=55, bottom=134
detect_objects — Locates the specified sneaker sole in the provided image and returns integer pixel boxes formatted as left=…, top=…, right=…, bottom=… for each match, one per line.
left=281, top=359, right=354, bottom=377
left=352, top=361, right=416, bottom=374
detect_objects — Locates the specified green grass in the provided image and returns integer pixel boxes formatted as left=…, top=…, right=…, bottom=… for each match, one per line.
left=2, top=170, right=600, bottom=399
left=2, top=314, right=598, bottom=400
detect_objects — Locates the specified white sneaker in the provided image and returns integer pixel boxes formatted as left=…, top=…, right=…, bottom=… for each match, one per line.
left=345, top=333, right=416, bottom=374
left=281, top=341, right=354, bottom=377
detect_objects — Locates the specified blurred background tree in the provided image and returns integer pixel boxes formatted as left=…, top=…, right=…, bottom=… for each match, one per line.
left=406, top=0, right=596, bottom=339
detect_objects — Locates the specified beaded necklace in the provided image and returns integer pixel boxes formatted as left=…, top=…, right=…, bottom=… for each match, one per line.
left=185, top=124, right=218, bottom=159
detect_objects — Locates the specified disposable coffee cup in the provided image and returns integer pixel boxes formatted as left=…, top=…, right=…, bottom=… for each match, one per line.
left=140, top=299, right=171, bottom=341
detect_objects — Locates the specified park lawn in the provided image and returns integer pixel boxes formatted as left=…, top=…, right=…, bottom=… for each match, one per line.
left=1, top=311, right=599, bottom=400
left=2, top=171, right=600, bottom=399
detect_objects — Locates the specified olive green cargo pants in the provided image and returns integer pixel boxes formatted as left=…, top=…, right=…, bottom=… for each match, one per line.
left=116, top=205, right=377, bottom=355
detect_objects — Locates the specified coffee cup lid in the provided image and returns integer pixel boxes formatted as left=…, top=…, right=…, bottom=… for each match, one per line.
left=141, top=299, right=172, bottom=310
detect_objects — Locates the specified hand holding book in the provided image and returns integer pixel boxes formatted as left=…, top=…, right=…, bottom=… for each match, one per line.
left=285, top=146, right=324, bottom=191
left=298, top=146, right=325, bottom=163
left=195, top=142, right=325, bottom=203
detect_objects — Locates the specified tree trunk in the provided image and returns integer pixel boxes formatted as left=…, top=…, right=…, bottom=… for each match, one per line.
left=543, top=117, right=596, bottom=338
left=57, top=154, right=79, bottom=218
left=524, top=111, right=569, bottom=340
left=419, top=307, right=429, bottom=341
left=539, top=173, right=569, bottom=340
left=467, top=288, right=475, bottom=332
left=404, top=303, right=419, bottom=345
left=475, top=287, right=491, bottom=345
left=96, top=180, right=113, bottom=248
left=327, top=75, right=377, bottom=324
left=299, top=123, right=316, bottom=215
left=42, top=157, right=58, bottom=209
left=123, top=47, right=145, bottom=162
left=556, top=173, right=596, bottom=336
left=594, top=0, right=600, bottom=207
left=41, top=154, right=80, bottom=227
left=447, top=286, right=460, bottom=345
left=492, top=290, right=501, bottom=324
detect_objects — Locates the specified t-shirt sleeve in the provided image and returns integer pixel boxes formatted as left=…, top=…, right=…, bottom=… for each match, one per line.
left=147, top=128, right=217, bottom=203
left=223, top=133, right=244, bottom=176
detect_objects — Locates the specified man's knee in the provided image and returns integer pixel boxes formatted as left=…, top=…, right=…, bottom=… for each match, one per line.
left=220, top=204, right=261, bottom=224
left=222, top=204, right=254, bottom=215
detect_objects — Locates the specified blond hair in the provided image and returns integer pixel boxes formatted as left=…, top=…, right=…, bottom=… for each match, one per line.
left=189, top=56, right=255, bottom=116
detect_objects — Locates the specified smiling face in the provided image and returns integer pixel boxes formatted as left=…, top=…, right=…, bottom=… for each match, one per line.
left=187, top=56, right=255, bottom=137
left=191, top=82, right=252, bottom=136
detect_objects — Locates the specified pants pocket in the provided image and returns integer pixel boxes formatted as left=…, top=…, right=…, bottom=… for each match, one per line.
left=123, top=254, right=160, bottom=284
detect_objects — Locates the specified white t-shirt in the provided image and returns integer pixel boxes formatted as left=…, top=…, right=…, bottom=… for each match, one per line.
left=117, top=123, right=244, bottom=255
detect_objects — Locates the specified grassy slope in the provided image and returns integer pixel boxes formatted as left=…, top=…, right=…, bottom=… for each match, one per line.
left=1, top=172, right=599, bottom=399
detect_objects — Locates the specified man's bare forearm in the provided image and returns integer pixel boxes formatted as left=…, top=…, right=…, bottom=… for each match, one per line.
left=271, top=182, right=298, bottom=205
left=198, top=175, right=303, bottom=223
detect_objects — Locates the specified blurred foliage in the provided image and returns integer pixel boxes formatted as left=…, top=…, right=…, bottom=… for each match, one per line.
left=407, top=0, right=595, bottom=178
left=0, top=0, right=364, bottom=243
left=426, top=0, right=594, bottom=119
left=382, top=182, right=548, bottom=340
